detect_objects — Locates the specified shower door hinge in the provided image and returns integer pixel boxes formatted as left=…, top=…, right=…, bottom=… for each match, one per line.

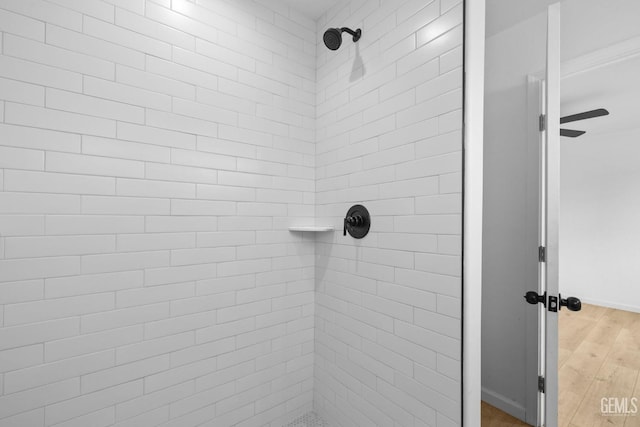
left=538, top=246, right=546, bottom=262
left=538, top=375, right=545, bottom=393
left=539, top=114, right=546, bottom=131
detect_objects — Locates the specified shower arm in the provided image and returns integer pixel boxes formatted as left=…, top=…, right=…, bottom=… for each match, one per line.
left=340, top=27, right=361, bottom=42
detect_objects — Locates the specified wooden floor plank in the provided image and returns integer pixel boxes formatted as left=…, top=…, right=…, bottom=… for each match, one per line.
left=481, top=401, right=529, bottom=427
left=559, top=347, right=573, bottom=369
left=558, top=389, right=585, bottom=427
left=570, top=362, right=637, bottom=426
left=560, top=312, right=596, bottom=352
left=607, top=328, right=640, bottom=370
left=562, top=340, right=610, bottom=391
left=624, top=376, right=640, bottom=427
left=582, top=313, right=625, bottom=348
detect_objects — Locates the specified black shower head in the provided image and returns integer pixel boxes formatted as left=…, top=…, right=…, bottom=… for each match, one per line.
left=323, top=28, right=342, bottom=50
left=323, top=27, right=362, bottom=51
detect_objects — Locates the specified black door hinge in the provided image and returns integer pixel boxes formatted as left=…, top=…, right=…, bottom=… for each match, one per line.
left=539, top=114, right=546, bottom=131
left=538, top=246, right=546, bottom=262
left=538, top=376, right=545, bottom=393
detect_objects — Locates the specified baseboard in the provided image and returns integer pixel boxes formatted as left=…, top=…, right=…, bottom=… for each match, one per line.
left=481, top=387, right=527, bottom=422
left=578, top=297, right=640, bottom=314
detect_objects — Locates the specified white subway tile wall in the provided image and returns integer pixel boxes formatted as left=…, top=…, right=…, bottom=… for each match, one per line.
left=314, top=1, right=463, bottom=427
left=0, top=1, right=317, bottom=426
left=0, top=0, right=464, bottom=426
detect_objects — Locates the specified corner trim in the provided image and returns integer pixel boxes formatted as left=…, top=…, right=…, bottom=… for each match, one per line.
left=462, top=0, right=485, bottom=425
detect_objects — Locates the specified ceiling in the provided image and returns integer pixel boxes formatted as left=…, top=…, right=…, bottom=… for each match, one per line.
left=561, top=55, right=640, bottom=138
left=276, top=0, right=341, bottom=20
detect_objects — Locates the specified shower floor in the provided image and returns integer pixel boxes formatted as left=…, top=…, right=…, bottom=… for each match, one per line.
left=284, top=412, right=330, bottom=427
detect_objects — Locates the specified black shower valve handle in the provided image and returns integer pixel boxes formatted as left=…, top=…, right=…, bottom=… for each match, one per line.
left=343, top=205, right=370, bottom=239
left=347, top=215, right=363, bottom=226
left=343, top=215, right=361, bottom=236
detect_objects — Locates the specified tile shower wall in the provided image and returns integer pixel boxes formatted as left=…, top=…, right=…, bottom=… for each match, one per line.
left=0, top=1, right=317, bottom=426
left=314, top=1, right=464, bottom=426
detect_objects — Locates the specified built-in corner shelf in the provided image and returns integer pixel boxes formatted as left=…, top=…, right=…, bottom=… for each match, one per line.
left=288, top=226, right=335, bottom=232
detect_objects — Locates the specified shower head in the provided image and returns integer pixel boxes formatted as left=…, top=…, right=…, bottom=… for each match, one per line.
left=323, top=27, right=362, bottom=50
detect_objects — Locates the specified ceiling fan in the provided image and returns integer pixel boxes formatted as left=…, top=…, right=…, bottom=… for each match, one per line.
left=560, top=108, right=609, bottom=137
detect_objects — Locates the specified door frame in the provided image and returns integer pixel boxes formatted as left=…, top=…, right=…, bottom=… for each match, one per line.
left=543, top=5, right=562, bottom=425
left=462, top=0, right=486, bottom=425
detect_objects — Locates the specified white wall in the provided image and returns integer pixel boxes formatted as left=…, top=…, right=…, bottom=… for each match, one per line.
left=560, top=128, right=640, bottom=313
left=313, top=1, right=464, bottom=426
left=0, top=1, right=318, bottom=426
left=560, top=0, right=640, bottom=60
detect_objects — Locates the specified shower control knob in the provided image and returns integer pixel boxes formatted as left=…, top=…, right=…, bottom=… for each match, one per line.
left=343, top=205, right=370, bottom=239
left=346, top=215, right=363, bottom=226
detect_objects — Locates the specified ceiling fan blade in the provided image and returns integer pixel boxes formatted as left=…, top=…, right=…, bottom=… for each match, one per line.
left=560, top=128, right=586, bottom=138
left=560, top=108, right=609, bottom=124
